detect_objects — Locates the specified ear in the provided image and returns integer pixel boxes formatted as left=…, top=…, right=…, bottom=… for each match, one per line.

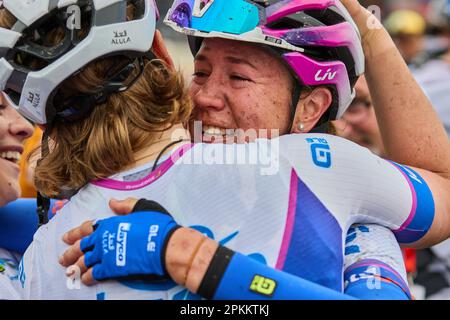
left=151, top=30, right=175, bottom=70
left=291, top=87, right=333, bottom=133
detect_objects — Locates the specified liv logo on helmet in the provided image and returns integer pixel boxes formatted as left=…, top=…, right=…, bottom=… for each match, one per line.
left=116, top=223, right=131, bottom=267
left=315, top=69, right=337, bottom=82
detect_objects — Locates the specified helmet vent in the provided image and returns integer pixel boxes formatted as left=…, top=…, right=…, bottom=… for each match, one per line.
left=303, top=8, right=346, bottom=26
left=266, top=11, right=324, bottom=29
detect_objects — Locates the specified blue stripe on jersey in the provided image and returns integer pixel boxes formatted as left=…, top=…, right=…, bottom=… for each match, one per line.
left=344, top=259, right=411, bottom=300
left=390, top=162, right=435, bottom=244
left=279, top=171, right=343, bottom=292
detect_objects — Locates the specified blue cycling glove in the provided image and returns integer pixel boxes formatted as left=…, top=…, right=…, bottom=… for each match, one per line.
left=80, top=199, right=180, bottom=281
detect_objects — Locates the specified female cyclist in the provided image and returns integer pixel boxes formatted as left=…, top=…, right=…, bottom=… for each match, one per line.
left=0, top=92, right=34, bottom=299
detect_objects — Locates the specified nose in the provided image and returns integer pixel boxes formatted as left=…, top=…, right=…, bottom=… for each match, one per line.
left=9, top=110, right=34, bottom=141
left=191, top=78, right=226, bottom=112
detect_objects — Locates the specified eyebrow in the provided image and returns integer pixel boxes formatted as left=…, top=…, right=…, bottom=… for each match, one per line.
left=195, top=53, right=258, bottom=70
left=225, top=56, right=258, bottom=70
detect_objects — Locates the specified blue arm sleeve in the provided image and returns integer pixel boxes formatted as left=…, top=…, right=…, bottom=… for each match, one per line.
left=344, top=224, right=412, bottom=300
left=344, top=261, right=411, bottom=300
left=0, top=198, right=56, bottom=254
left=388, top=163, right=435, bottom=245
left=197, top=247, right=356, bottom=300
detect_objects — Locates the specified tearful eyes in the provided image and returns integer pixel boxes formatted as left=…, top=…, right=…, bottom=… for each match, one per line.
left=230, top=75, right=250, bottom=82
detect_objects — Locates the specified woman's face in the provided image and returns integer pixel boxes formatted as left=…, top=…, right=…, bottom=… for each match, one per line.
left=0, top=93, right=34, bottom=206
left=188, top=38, right=294, bottom=143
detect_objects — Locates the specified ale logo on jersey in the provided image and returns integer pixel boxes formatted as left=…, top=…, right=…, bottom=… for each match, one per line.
left=306, top=138, right=332, bottom=168
left=116, top=223, right=131, bottom=267
left=250, top=275, right=277, bottom=297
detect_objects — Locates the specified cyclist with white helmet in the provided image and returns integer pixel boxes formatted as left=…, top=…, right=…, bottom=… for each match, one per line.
left=0, top=92, right=34, bottom=299
left=0, top=0, right=449, bottom=300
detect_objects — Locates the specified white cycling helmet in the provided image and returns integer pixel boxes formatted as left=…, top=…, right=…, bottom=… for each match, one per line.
left=0, top=0, right=159, bottom=125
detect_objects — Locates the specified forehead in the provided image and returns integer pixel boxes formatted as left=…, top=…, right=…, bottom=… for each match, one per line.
left=198, top=38, right=282, bottom=66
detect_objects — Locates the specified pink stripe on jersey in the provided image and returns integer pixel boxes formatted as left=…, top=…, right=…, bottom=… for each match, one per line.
left=390, top=163, right=418, bottom=232
left=91, top=143, right=194, bottom=191
left=276, top=169, right=298, bottom=270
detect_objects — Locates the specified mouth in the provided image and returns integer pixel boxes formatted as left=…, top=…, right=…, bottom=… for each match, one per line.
left=0, top=151, right=21, bottom=165
left=201, top=125, right=242, bottom=144
left=0, top=148, right=23, bottom=166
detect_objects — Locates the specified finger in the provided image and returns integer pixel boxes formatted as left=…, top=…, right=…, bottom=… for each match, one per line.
left=84, top=248, right=102, bottom=269
left=109, top=198, right=138, bottom=215
left=73, top=255, right=89, bottom=276
left=80, top=232, right=99, bottom=253
left=59, top=239, right=84, bottom=267
left=63, top=220, right=95, bottom=245
left=81, top=268, right=98, bottom=286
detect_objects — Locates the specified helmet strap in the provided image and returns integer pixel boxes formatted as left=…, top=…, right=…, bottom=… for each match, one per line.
left=36, top=125, right=53, bottom=227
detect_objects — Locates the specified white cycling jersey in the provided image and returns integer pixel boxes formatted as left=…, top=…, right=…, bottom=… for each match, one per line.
left=18, top=134, right=431, bottom=299
left=0, top=248, right=21, bottom=300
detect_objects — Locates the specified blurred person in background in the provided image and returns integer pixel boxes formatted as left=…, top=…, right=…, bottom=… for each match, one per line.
left=384, top=9, right=426, bottom=65
left=334, top=76, right=385, bottom=157
left=0, top=92, right=34, bottom=299
left=413, top=0, right=450, bottom=138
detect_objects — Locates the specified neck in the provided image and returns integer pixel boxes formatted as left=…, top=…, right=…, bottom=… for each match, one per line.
left=127, top=124, right=191, bottom=171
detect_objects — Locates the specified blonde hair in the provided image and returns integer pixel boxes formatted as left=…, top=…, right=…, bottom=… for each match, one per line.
left=1, top=6, right=192, bottom=198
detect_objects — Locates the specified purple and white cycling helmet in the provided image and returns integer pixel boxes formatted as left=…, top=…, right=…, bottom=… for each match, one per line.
left=165, top=0, right=364, bottom=128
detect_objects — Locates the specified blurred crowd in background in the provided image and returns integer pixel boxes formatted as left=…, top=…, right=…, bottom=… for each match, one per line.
left=18, top=0, right=450, bottom=300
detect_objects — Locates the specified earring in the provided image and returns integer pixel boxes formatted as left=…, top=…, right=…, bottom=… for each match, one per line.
left=298, top=123, right=305, bottom=132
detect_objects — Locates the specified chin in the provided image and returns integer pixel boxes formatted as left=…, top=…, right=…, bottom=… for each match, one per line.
left=0, top=181, right=21, bottom=207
